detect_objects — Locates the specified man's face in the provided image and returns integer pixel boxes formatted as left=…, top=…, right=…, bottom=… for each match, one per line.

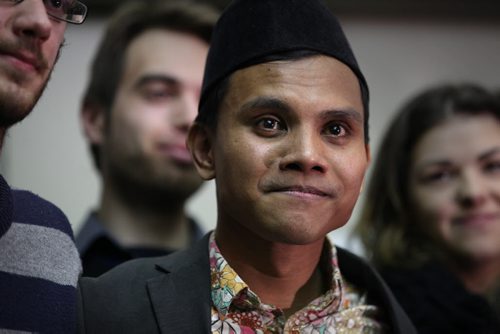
left=0, top=1, right=66, bottom=127
left=206, top=55, right=369, bottom=245
left=101, top=29, right=207, bottom=200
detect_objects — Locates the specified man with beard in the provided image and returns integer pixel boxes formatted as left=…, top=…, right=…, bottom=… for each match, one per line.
left=77, top=0, right=416, bottom=333
left=0, top=1, right=86, bottom=333
left=76, top=0, right=218, bottom=277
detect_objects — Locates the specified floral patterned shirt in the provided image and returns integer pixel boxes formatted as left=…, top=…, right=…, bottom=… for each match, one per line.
left=209, top=233, right=385, bottom=334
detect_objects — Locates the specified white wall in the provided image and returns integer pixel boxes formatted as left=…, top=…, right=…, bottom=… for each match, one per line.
left=2, top=16, right=500, bottom=253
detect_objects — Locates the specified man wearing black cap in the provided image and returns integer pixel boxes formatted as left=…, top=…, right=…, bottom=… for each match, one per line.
left=77, top=0, right=416, bottom=333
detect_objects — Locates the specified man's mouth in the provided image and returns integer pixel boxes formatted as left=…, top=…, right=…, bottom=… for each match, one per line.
left=0, top=44, right=46, bottom=73
left=156, top=143, right=193, bottom=164
left=271, top=185, right=333, bottom=198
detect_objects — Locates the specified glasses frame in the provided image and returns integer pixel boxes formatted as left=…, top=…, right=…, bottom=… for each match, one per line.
left=45, top=0, right=88, bottom=24
left=0, top=0, right=88, bottom=24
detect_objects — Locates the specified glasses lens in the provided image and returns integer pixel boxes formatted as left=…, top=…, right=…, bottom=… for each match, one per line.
left=45, top=0, right=87, bottom=24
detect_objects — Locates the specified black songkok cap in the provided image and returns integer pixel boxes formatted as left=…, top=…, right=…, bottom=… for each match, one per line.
left=199, top=0, right=369, bottom=119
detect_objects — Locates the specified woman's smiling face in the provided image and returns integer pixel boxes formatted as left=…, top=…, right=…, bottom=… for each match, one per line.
left=409, top=113, right=500, bottom=262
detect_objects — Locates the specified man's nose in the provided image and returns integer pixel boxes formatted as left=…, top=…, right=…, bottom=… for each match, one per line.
left=170, top=89, right=199, bottom=133
left=278, top=129, right=328, bottom=174
left=12, top=0, right=53, bottom=42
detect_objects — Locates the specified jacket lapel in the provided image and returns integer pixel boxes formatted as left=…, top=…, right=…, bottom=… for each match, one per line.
left=147, top=234, right=212, bottom=333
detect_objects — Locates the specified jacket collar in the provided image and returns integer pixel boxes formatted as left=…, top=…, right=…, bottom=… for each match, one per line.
left=148, top=233, right=212, bottom=333
left=144, top=235, right=416, bottom=334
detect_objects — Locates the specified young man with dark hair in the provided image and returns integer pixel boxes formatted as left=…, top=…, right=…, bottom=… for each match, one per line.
left=0, top=1, right=87, bottom=332
left=78, top=1, right=416, bottom=332
left=76, top=0, right=218, bottom=277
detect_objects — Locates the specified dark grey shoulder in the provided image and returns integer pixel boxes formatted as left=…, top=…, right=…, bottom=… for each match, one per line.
left=78, top=256, right=162, bottom=333
left=86, top=255, right=162, bottom=285
left=78, top=235, right=212, bottom=334
left=81, top=232, right=211, bottom=286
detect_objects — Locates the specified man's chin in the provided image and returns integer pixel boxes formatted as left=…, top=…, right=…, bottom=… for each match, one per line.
left=0, top=100, right=34, bottom=128
left=0, top=84, right=45, bottom=128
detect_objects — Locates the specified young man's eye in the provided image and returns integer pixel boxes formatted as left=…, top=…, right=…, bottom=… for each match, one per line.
left=140, top=86, right=176, bottom=101
left=44, top=0, right=64, bottom=9
left=144, top=90, right=171, bottom=99
left=50, top=0, right=63, bottom=8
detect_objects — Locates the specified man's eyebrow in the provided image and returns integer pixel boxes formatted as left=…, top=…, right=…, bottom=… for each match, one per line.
left=240, top=97, right=290, bottom=113
left=134, top=74, right=180, bottom=89
left=239, top=96, right=363, bottom=124
left=319, top=108, right=363, bottom=124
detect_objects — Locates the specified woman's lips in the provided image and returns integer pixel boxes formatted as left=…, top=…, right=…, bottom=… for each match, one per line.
left=453, top=212, right=500, bottom=227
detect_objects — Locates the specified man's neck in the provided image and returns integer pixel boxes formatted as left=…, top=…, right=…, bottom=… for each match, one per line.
left=97, top=184, right=191, bottom=250
left=215, top=223, right=327, bottom=313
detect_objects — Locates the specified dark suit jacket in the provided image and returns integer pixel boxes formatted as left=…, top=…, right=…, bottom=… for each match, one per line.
left=78, top=234, right=416, bottom=334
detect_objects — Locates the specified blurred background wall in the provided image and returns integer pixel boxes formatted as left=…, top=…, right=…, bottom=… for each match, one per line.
left=1, top=0, right=499, bottom=252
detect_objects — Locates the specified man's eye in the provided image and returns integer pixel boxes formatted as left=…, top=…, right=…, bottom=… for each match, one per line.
left=144, top=90, right=173, bottom=100
left=260, top=118, right=280, bottom=129
left=49, top=0, right=63, bottom=8
left=324, top=123, right=346, bottom=137
left=255, top=117, right=286, bottom=135
left=139, top=83, right=177, bottom=101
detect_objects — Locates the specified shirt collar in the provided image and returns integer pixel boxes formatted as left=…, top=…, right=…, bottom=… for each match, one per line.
left=208, top=232, right=345, bottom=317
left=75, top=211, right=112, bottom=254
left=76, top=211, right=206, bottom=255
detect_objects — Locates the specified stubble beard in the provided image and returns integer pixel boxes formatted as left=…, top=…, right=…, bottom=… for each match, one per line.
left=106, top=154, right=203, bottom=213
left=0, top=75, right=48, bottom=128
left=0, top=39, right=58, bottom=128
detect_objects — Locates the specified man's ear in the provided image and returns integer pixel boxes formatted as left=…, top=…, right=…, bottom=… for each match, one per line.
left=187, top=123, right=215, bottom=180
left=81, top=101, right=106, bottom=145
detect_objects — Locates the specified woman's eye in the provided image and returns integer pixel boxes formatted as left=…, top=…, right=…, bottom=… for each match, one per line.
left=484, top=160, right=500, bottom=174
left=421, top=170, right=454, bottom=184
